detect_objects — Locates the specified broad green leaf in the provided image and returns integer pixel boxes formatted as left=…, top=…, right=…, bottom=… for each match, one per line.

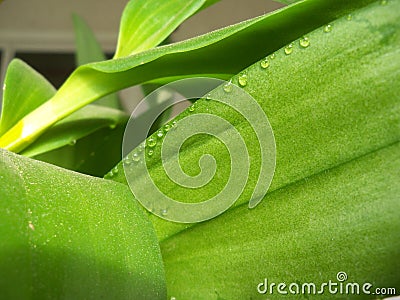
left=0, top=148, right=166, bottom=299
left=72, top=13, right=122, bottom=109
left=107, top=0, right=400, bottom=240
left=161, top=142, right=400, bottom=299
left=0, top=59, right=56, bottom=135
left=0, top=59, right=126, bottom=174
left=0, top=0, right=378, bottom=153
left=115, top=0, right=212, bottom=58
left=20, top=105, right=128, bottom=158
left=33, top=124, right=126, bottom=177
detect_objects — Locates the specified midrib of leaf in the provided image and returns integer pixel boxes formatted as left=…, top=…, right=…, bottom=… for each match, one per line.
left=0, top=0, right=378, bottom=153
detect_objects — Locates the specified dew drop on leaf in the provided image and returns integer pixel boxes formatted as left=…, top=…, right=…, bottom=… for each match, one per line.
left=324, top=24, right=333, bottom=33
left=163, top=124, right=172, bottom=132
left=260, top=58, right=270, bottom=69
left=123, top=156, right=132, bottom=166
left=346, top=14, right=353, bottom=21
left=69, top=140, right=76, bottom=146
left=112, top=166, right=119, bottom=174
left=270, top=53, right=276, bottom=59
left=132, top=152, right=140, bottom=162
left=284, top=43, right=294, bottom=55
left=147, top=149, right=154, bottom=157
left=189, top=104, right=195, bottom=112
left=238, top=73, right=248, bottom=86
left=28, top=222, right=35, bottom=231
left=156, top=130, right=164, bottom=138
left=147, top=137, right=157, bottom=148
left=223, top=81, right=232, bottom=93
left=299, top=36, right=310, bottom=48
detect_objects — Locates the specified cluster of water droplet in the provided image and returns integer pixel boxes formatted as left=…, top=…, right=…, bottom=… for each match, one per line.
left=105, top=121, right=175, bottom=178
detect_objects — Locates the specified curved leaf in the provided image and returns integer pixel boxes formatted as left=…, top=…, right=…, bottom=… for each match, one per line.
left=72, top=13, right=122, bottom=109
left=0, top=0, right=377, bottom=153
left=33, top=124, right=126, bottom=177
left=108, top=0, right=400, bottom=240
left=20, top=105, right=128, bottom=158
left=0, top=59, right=56, bottom=135
left=0, top=148, right=166, bottom=299
left=115, top=0, right=209, bottom=57
left=162, top=142, right=400, bottom=299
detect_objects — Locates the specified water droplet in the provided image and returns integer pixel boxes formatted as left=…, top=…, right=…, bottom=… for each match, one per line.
left=172, top=121, right=177, bottom=128
left=260, top=58, right=270, bottom=69
left=123, top=157, right=132, bottom=166
left=380, top=0, right=388, bottom=5
left=147, top=137, right=157, bottom=148
left=156, top=130, right=164, bottom=138
left=299, top=36, right=310, bottom=48
left=223, top=81, right=232, bottom=93
left=188, top=104, right=195, bottom=112
left=109, top=124, right=117, bottom=130
left=163, top=124, right=172, bottom=132
left=161, top=208, right=168, bottom=216
left=205, top=93, right=211, bottom=101
left=28, top=222, right=35, bottom=231
left=112, top=166, right=119, bottom=174
left=2, top=84, right=6, bottom=91
left=107, top=170, right=114, bottom=177
left=138, top=142, right=145, bottom=152
left=284, top=43, right=294, bottom=55
left=170, top=297, right=176, bottom=300
left=132, top=152, right=140, bottom=162
left=346, top=14, right=353, bottom=21
left=238, top=73, right=248, bottom=87
left=270, top=53, right=276, bottom=59
left=147, top=149, right=154, bottom=157
left=69, top=140, right=76, bottom=146
left=324, top=24, right=332, bottom=33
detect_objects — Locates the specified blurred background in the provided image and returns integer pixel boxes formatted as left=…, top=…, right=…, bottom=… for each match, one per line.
left=0, top=0, right=283, bottom=109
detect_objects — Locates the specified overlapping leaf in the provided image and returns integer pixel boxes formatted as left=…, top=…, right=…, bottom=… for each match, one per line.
left=0, top=149, right=166, bottom=299
left=108, top=0, right=400, bottom=241
left=0, top=0, right=377, bottom=153
left=72, top=14, right=121, bottom=109
left=162, top=142, right=400, bottom=299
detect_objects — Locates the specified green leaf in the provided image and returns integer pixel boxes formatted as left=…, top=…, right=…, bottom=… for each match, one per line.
left=33, top=124, right=126, bottom=177
left=72, top=13, right=122, bottom=109
left=115, top=0, right=210, bottom=58
left=161, top=142, right=400, bottom=299
left=108, top=0, right=400, bottom=240
left=20, top=105, right=128, bottom=158
left=0, top=148, right=166, bottom=299
left=0, top=0, right=377, bottom=153
left=0, top=59, right=56, bottom=136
